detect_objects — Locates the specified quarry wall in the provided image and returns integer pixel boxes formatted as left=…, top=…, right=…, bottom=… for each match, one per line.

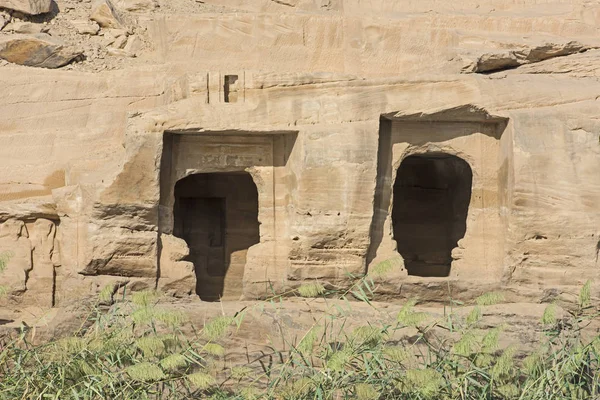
left=0, top=0, right=599, bottom=307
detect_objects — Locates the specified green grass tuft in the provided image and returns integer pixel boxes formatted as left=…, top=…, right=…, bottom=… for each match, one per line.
left=384, top=345, right=409, bottom=363
left=481, top=326, right=502, bottom=353
left=453, top=332, right=477, bottom=357
left=368, top=258, right=401, bottom=277
left=203, top=316, right=234, bottom=341
left=541, top=303, right=557, bottom=325
left=491, top=345, right=517, bottom=380
left=297, top=328, right=318, bottom=355
left=466, top=305, right=482, bottom=325
left=132, top=290, right=159, bottom=307
left=98, top=285, right=114, bottom=303
left=160, top=353, right=188, bottom=371
left=186, top=371, right=215, bottom=389
left=475, top=291, right=505, bottom=306
left=132, top=306, right=158, bottom=325
left=403, top=369, right=443, bottom=399
left=355, top=383, right=380, bottom=400
left=203, top=343, right=225, bottom=356
left=126, top=362, right=166, bottom=382
left=326, top=349, right=352, bottom=371
left=297, top=283, right=325, bottom=298
left=397, top=299, right=428, bottom=327
left=156, top=309, right=188, bottom=326
left=230, top=366, right=253, bottom=380
left=350, top=325, right=385, bottom=348
left=135, top=335, right=166, bottom=358
left=54, top=336, right=87, bottom=355
left=579, top=280, right=592, bottom=308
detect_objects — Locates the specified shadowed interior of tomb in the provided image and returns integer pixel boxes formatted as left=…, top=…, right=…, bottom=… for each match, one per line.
left=173, top=172, right=260, bottom=301
left=392, top=154, right=472, bottom=277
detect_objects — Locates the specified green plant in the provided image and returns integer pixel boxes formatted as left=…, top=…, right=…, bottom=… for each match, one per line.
left=0, top=264, right=598, bottom=400
left=0, top=289, right=241, bottom=399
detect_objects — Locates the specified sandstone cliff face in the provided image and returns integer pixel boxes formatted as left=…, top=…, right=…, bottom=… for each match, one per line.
left=0, top=0, right=599, bottom=308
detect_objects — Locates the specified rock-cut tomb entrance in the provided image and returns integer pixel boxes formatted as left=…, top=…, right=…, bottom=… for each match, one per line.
left=392, top=154, right=472, bottom=277
left=173, top=172, right=260, bottom=301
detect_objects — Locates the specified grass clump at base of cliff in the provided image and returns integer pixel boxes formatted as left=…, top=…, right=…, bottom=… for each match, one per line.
left=0, top=289, right=240, bottom=399
left=0, top=254, right=598, bottom=399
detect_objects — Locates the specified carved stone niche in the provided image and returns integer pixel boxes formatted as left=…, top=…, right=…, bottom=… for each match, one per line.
left=367, top=105, right=510, bottom=292
left=0, top=218, right=59, bottom=307
left=158, top=130, right=297, bottom=300
left=0, top=219, right=31, bottom=296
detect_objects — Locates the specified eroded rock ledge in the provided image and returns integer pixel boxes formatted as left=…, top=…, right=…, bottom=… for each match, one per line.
left=462, top=41, right=590, bottom=73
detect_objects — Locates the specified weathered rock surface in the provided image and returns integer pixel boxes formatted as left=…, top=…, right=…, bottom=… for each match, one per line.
left=0, top=0, right=52, bottom=15
left=158, top=234, right=195, bottom=297
left=0, top=10, right=9, bottom=30
left=90, top=0, right=122, bottom=28
left=0, top=34, right=82, bottom=68
left=123, top=34, right=142, bottom=56
left=23, top=219, right=59, bottom=306
left=463, top=41, right=589, bottom=73
left=115, top=0, right=157, bottom=12
left=524, top=42, right=588, bottom=63
left=0, top=219, right=31, bottom=295
left=69, top=20, right=100, bottom=35
left=0, top=0, right=599, bottom=311
left=3, top=21, right=46, bottom=34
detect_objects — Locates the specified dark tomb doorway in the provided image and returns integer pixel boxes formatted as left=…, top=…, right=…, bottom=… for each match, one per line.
left=173, top=172, right=260, bottom=300
left=392, top=154, right=472, bottom=277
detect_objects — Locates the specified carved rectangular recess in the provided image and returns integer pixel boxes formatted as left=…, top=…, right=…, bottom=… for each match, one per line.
left=159, top=129, right=297, bottom=236
left=224, top=75, right=239, bottom=103
left=158, top=130, right=297, bottom=300
left=367, top=107, right=510, bottom=281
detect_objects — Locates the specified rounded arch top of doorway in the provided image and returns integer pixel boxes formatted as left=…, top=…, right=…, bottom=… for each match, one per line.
left=173, top=171, right=260, bottom=301
left=392, top=153, right=473, bottom=278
